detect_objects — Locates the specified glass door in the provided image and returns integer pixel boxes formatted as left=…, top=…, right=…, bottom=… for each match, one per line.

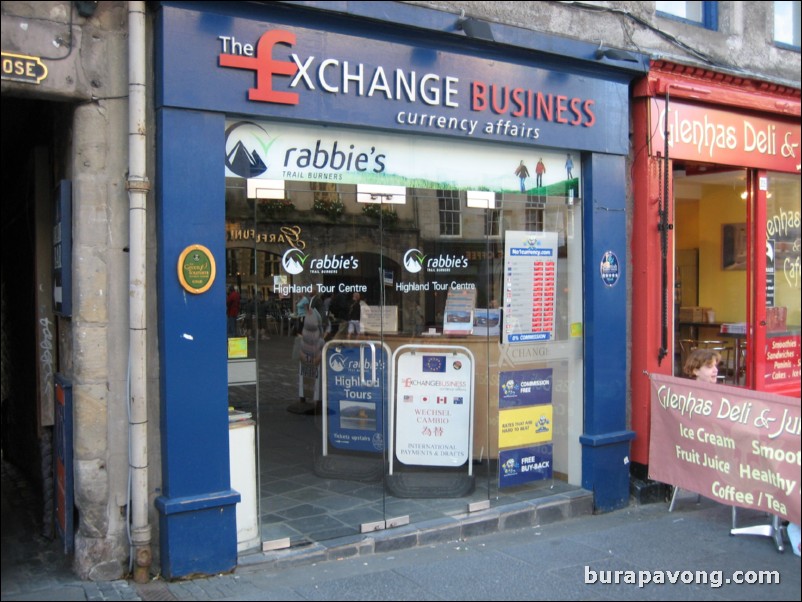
left=371, top=187, right=492, bottom=522
left=374, top=177, right=585, bottom=522
left=225, top=176, right=390, bottom=550
left=752, top=171, right=801, bottom=395
left=672, top=165, right=749, bottom=384
left=672, top=165, right=800, bottom=395
left=489, top=184, right=585, bottom=497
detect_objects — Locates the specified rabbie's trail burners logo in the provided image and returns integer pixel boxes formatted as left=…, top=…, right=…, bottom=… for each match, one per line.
left=282, top=249, right=360, bottom=275
left=282, top=249, right=308, bottom=275
left=403, top=249, right=426, bottom=273
left=225, top=121, right=271, bottom=178
left=403, top=248, right=468, bottom=274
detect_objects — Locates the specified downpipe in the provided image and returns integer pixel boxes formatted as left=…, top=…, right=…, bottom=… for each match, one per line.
left=127, top=0, right=151, bottom=584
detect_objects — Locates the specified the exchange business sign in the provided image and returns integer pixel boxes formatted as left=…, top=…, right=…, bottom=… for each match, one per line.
left=159, top=3, right=630, bottom=154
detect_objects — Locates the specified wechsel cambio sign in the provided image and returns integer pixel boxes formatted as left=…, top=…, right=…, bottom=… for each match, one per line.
left=395, top=352, right=472, bottom=467
left=649, top=373, right=800, bottom=524
left=160, top=5, right=630, bottom=154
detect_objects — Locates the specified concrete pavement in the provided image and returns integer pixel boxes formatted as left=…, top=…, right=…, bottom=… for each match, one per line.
left=2, top=458, right=799, bottom=601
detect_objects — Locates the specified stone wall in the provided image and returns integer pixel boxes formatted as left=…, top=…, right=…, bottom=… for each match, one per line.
left=2, top=1, right=135, bottom=580
left=406, top=1, right=800, bottom=85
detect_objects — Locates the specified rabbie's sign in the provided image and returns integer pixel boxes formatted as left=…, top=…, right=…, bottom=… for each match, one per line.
left=160, top=5, right=630, bottom=154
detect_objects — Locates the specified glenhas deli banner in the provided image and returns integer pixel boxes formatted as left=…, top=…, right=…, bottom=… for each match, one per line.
left=649, top=374, right=800, bottom=524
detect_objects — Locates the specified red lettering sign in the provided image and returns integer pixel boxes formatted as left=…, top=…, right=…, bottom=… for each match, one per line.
left=470, top=82, right=596, bottom=127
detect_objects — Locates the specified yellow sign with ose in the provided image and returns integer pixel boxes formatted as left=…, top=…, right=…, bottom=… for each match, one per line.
left=1, top=52, right=48, bottom=84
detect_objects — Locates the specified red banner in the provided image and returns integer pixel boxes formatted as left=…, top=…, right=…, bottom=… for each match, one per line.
left=649, top=374, right=800, bottom=524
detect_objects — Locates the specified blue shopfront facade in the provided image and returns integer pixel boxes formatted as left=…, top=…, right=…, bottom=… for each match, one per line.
left=153, top=1, right=646, bottom=578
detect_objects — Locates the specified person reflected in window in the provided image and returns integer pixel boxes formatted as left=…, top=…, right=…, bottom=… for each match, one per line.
left=514, top=160, right=530, bottom=192
left=288, top=295, right=325, bottom=415
left=226, top=285, right=240, bottom=337
left=535, top=158, right=546, bottom=188
left=565, top=153, right=574, bottom=180
left=295, top=291, right=310, bottom=331
left=347, top=292, right=369, bottom=339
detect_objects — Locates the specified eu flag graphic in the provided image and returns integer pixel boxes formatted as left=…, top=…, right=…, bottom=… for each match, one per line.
left=422, top=355, right=446, bottom=372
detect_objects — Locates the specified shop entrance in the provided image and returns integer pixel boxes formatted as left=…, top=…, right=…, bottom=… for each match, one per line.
left=672, top=165, right=801, bottom=391
left=672, top=165, right=749, bottom=383
left=224, top=135, right=586, bottom=552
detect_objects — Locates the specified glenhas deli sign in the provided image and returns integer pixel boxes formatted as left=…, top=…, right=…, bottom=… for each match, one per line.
left=650, top=98, right=800, bottom=173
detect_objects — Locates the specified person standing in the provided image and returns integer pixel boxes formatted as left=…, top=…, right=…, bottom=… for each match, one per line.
left=514, top=160, right=530, bottom=192
left=295, top=291, right=310, bottom=332
left=347, top=292, right=369, bottom=339
left=328, top=290, right=350, bottom=340
left=565, top=153, right=574, bottom=180
left=226, top=285, right=240, bottom=337
left=288, top=295, right=325, bottom=414
left=321, top=292, right=332, bottom=339
left=535, top=158, right=546, bottom=188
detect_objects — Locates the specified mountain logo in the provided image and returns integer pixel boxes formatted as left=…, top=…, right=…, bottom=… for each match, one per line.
left=224, top=121, right=271, bottom=178
left=282, top=248, right=308, bottom=275
left=403, top=249, right=426, bottom=273
left=328, top=352, right=347, bottom=373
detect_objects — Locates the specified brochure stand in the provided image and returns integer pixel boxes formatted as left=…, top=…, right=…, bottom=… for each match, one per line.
left=314, top=340, right=390, bottom=482
left=386, top=345, right=475, bottom=498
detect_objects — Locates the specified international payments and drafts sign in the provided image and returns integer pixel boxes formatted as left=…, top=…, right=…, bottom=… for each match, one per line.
left=395, top=353, right=472, bottom=467
left=649, top=374, right=800, bottom=524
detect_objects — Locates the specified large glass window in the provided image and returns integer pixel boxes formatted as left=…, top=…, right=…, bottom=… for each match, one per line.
left=774, top=1, right=801, bottom=47
left=656, top=1, right=718, bottom=30
left=765, top=171, right=801, bottom=332
left=484, top=198, right=502, bottom=237
left=224, top=118, right=585, bottom=552
left=757, top=172, right=802, bottom=391
left=438, top=189, right=462, bottom=236
left=526, top=196, right=545, bottom=231
left=671, top=165, right=800, bottom=393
